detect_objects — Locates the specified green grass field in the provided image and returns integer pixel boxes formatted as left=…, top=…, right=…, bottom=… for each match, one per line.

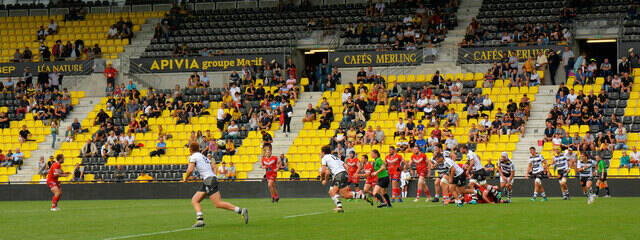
left=1, top=197, right=639, bottom=240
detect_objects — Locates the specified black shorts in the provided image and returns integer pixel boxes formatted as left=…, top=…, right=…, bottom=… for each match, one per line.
left=599, top=172, right=608, bottom=181
left=471, top=169, right=486, bottom=182
left=453, top=174, right=467, bottom=187
left=332, top=171, right=349, bottom=189
left=556, top=169, right=569, bottom=178
left=198, top=176, right=219, bottom=196
left=376, top=176, right=390, bottom=188
left=580, top=176, right=593, bottom=187
left=530, top=172, right=545, bottom=180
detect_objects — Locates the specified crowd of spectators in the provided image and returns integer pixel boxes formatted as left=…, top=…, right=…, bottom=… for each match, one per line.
left=107, top=17, right=134, bottom=41
left=342, top=0, right=458, bottom=49
left=461, top=5, right=575, bottom=47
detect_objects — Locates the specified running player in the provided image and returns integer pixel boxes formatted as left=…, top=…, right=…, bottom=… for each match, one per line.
left=440, top=153, right=466, bottom=207
left=594, top=155, right=611, bottom=197
left=345, top=151, right=361, bottom=192
left=497, top=152, right=515, bottom=203
left=184, top=142, right=248, bottom=227
left=261, top=143, right=280, bottom=203
left=47, top=154, right=70, bottom=211
left=371, top=149, right=392, bottom=208
left=411, top=146, right=431, bottom=202
left=385, top=146, right=404, bottom=202
left=319, top=146, right=372, bottom=212
left=526, top=147, right=548, bottom=202
left=576, top=154, right=596, bottom=204
left=551, top=147, right=570, bottom=200
left=361, top=155, right=377, bottom=197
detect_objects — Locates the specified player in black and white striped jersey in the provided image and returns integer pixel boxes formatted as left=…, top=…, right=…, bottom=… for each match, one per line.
left=497, top=152, right=515, bottom=203
left=526, top=147, right=548, bottom=202
left=551, top=147, right=570, bottom=200
left=576, top=154, right=597, bottom=204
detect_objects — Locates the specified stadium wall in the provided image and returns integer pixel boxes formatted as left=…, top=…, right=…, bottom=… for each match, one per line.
left=2, top=179, right=640, bottom=201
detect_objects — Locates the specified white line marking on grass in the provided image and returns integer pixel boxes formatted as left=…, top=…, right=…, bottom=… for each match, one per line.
left=283, top=211, right=326, bottom=219
left=104, top=228, right=197, bottom=240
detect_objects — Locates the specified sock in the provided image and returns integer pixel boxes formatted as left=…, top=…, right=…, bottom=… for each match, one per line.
left=425, top=189, right=431, bottom=198
left=541, top=192, right=547, bottom=198
left=351, top=191, right=361, bottom=199
left=435, top=194, right=440, bottom=199
left=383, top=194, right=392, bottom=206
left=606, top=187, right=610, bottom=195
left=234, top=206, right=241, bottom=214
left=196, top=211, right=203, bottom=221
left=533, top=192, right=538, bottom=198
left=507, top=190, right=512, bottom=199
left=274, top=193, right=279, bottom=199
left=595, top=187, right=600, bottom=195
left=332, top=195, right=342, bottom=208
left=587, top=189, right=593, bottom=198
left=416, top=189, right=421, bottom=198
left=375, top=193, right=385, bottom=203
left=403, top=191, right=408, bottom=198
left=52, top=195, right=59, bottom=208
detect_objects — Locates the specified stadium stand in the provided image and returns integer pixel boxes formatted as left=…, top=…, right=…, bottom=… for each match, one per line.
left=541, top=54, right=640, bottom=177
left=0, top=11, right=158, bottom=62
left=460, top=0, right=575, bottom=47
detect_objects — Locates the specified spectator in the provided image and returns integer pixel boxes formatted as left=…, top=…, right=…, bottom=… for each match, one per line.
left=302, top=104, right=316, bottom=122
left=630, top=146, right=640, bottom=169
left=48, top=19, right=58, bottom=34
left=71, top=163, right=84, bottom=182
left=562, top=46, right=574, bottom=79
left=614, top=128, right=628, bottom=150
left=37, top=26, right=48, bottom=41
left=37, top=156, right=48, bottom=178
left=18, top=125, right=32, bottom=143
left=114, top=165, right=126, bottom=182
left=225, top=139, right=236, bottom=155
left=10, top=148, right=24, bottom=170
left=289, top=168, right=301, bottom=180
left=375, top=126, right=385, bottom=144
left=619, top=151, right=633, bottom=170
left=217, top=162, right=228, bottom=180
left=135, top=172, right=154, bottom=183
left=279, top=154, right=289, bottom=171
left=108, top=25, right=119, bottom=39
left=149, top=137, right=167, bottom=157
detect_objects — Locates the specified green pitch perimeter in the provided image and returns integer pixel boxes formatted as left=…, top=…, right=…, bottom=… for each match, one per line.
left=1, top=197, right=638, bottom=240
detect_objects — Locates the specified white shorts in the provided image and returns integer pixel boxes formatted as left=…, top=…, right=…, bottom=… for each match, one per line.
left=500, top=176, right=514, bottom=185
left=440, top=176, right=449, bottom=185
left=401, top=180, right=409, bottom=188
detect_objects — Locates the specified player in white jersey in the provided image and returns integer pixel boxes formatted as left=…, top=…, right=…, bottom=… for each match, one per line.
left=184, top=143, right=248, bottom=228
left=436, top=153, right=466, bottom=207
left=460, top=145, right=484, bottom=203
left=400, top=167, right=411, bottom=199
left=497, top=152, right=515, bottom=203
left=526, top=147, right=548, bottom=202
left=576, top=154, right=596, bottom=204
left=551, top=147, right=570, bottom=200
left=319, top=145, right=372, bottom=212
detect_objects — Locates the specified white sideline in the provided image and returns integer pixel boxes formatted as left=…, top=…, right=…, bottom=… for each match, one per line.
left=283, top=211, right=326, bottom=219
left=104, top=227, right=197, bottom=240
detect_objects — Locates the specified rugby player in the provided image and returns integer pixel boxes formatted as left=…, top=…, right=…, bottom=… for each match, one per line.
left=320, top=146, right=372, bottom=212
left=438, top=153, right=466, bottom=207
left=475, top=184, right=504, bottom=204
left=47, top=154, right=70, bottom=211
left=261, top=143, right=280, bottom=203
left=184, top=143, right=248, bottom=228
left=497, top=152, right=515, bottom=203
left=576, top=154, right=596, bottom=204
left=526, top=147, right=548, bottom=202
left=594, top=155, right=611, bottom=197
left=385, top=146, right=404, bottom=202
left=430, top=145, right=448, bottom=203
left=551, top=147, right=570, bottom=200
left=345, top=151, right=361, bottom=192
left=371, top=149, right=392, bottom=208
left=410, top=146, right=431, bottom=202
left=361, top=155, right=377, bottom=198
left=460, top=145, right=485, bottom=192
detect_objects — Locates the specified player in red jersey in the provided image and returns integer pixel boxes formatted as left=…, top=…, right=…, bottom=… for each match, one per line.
left=261, top=143, right=280, bottom=203
left=410, top=146, right=431, bottom=202
left=361, top=155, right=377, bottom=197
left=47, top=154, right=70, bottom=211
left=385, top=146, right=404, bottom=202
left=345, top=151, right=361, bottom=192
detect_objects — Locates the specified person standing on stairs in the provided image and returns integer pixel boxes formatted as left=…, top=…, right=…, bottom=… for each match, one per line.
left=282, top=101, right=293, bottom=135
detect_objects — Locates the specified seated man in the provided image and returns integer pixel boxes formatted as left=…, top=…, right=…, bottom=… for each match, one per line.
left=135, top=172, right=154, bottom=183
left=149, top=138, right=167, bottom=157
left=302, top=104, right=316, bottom=122
left=18, top=125, right=32, bottom=143
left=80, top=140, right=98, bottom=157
left=10, top=148, right=24, bottom=170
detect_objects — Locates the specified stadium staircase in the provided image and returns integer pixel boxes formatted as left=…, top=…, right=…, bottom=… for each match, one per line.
left=7, top=95, right=98, bottom=182
left=512, top=85, right=558, bottom=176
left=246, top=91, right=324, bottom=179
left=118, top=17, right=163, bottom=90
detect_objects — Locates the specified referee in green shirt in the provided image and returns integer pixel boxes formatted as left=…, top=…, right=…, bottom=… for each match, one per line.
left=372, top=149, right=392, bottom=208
left=595, top=155, right=611, bottom=197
